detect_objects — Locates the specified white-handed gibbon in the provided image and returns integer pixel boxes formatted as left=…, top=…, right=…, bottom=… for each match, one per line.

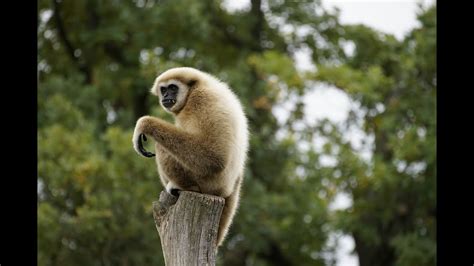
left=132, top=67, right=249, bottom=247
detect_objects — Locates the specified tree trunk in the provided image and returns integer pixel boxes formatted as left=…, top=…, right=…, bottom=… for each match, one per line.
left=152, top=191, right=225, bottom=266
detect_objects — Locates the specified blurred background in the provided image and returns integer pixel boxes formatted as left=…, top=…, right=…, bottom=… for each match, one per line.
left=38, top=0, right=436, bottom=265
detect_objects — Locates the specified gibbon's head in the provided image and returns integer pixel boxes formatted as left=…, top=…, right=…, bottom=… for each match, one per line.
left=150, top=67, right=205, bottom=114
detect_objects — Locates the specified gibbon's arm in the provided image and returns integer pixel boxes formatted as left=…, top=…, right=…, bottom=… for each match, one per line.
left=154, top=143, right=170, bottom=160
left=133, top=116, right=226, bottom=177
left=154, top=144, right=172, bottom=186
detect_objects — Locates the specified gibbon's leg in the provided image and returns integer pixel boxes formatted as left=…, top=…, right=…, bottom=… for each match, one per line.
left=134, top=116, right=226, bottom=178
left=155, top=142, right=202, bottom=195
left=216, top=178, right=241, bottom=247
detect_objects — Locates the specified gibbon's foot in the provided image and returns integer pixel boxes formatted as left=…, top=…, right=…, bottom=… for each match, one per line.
left=166, top=182, right=182, bottom=197
left=170, top=188, right=181, bottom=197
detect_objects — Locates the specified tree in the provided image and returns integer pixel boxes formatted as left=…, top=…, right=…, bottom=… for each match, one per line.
left=315, top=5, right=437, bottom=266
left=38, top=0, right=436, bottom=265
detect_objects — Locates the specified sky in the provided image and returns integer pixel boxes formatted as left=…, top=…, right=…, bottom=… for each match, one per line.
left=306, top=2, right=434, bottom=265
left=222, top=0, right=435, bottom=265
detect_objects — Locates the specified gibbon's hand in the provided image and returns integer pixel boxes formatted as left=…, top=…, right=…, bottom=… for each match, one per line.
left=132, top=116, right=156, bottom=158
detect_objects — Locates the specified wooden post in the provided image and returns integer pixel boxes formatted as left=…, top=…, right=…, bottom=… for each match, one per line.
left=152, top=191, right=225, bottom=266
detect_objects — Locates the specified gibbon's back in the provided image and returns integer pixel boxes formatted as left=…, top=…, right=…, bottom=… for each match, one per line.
left=197, top=70, right=249, bottom=179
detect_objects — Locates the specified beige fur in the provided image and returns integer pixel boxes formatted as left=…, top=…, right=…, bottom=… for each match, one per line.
left=132, top=67, right=249, bottom=246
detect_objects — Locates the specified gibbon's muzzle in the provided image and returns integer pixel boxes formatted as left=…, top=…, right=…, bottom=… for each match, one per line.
left=138, top=133, right=155, bottom=157
left=162, top=99, right=176, bottom=108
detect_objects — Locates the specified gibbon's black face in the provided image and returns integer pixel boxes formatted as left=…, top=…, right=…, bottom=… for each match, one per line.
left=161, top=84, right=179, bottom=109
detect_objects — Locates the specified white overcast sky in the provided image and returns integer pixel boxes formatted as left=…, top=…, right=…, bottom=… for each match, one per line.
left=223, top=0, right=435, bottom=123
left=223, top=1, right=435, bottom=265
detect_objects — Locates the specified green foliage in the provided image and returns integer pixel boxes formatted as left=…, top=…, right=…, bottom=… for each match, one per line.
left=38, top=1, right=436, bottom=265
left=314, top=5, right=437, bottom=266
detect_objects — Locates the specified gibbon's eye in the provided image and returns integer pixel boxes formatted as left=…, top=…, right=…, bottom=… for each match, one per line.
left=168, top=84, right=178, bottom=92
left=160, top=86, right=166, bottom=94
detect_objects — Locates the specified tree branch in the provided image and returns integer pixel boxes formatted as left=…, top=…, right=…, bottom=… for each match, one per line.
left=250, top=0, right=264, bottom=52
left=51, top=0, right=92, bottom=83
left=206, top=2, right=246, bottom=49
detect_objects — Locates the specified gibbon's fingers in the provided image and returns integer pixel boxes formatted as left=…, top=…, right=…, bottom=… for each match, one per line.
left=138, top=133, right=156, bottom=157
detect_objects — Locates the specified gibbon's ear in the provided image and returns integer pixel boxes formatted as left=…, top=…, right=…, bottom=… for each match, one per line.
left=187, top=79, right=197, bottom=88
left=150, top=85, right=158, bottom=96
left=150, top=79, right=161, bottom=96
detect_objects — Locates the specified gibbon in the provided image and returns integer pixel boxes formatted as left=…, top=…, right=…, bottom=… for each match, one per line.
left=132, top=67, right=249, bottom=247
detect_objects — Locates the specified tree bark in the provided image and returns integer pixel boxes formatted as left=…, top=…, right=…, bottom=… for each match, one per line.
left=153, top=191, right=225, bottom=266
